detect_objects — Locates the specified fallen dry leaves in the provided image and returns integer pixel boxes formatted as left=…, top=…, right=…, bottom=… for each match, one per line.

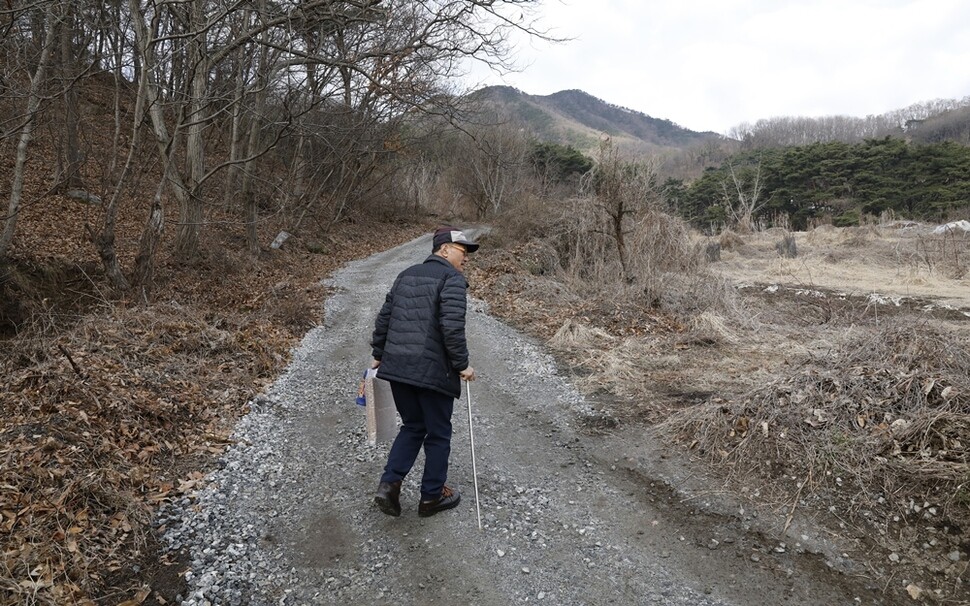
left=1, top=301, right=291, bottom=603
left=2, top=220, right=428, bottom=605
left=0, top=69, right=429, bottom=605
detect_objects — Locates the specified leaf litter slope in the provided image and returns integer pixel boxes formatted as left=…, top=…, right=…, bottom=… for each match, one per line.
left=169, top=233, right=872, bottom=605
left=0, top=205, right=425, bottom=604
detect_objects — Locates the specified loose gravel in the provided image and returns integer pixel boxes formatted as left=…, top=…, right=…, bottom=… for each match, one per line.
left=159, top=233, right=874, bottom=605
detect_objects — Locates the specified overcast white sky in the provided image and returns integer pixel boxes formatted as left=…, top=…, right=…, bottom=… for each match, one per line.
left=464, top=0, right=970, bottom=134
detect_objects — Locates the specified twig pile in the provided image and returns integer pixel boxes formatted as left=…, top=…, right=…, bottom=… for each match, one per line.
left=663, top=322, right=970, bottom=521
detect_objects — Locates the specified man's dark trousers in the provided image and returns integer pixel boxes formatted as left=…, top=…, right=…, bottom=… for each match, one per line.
left=380, top=380, right=455, bottom=501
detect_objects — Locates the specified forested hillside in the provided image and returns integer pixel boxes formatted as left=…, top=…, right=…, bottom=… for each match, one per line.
left=464, top=86, right=970, bottom=232
left=0, top=1, right=550, bottom=285
left=729, top=97, right=970, bottom=147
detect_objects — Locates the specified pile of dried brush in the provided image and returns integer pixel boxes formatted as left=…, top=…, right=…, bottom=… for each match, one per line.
left=662, top=322, right=970, bottom=522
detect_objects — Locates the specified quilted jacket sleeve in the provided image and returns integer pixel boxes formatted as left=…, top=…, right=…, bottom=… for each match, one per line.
left=440, top=272, right=469, bottom=371
left=370, top=279, right=397, bottom=360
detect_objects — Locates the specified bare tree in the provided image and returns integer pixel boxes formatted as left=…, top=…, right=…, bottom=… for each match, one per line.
left=93, top=0, right=151, bottom=291
left=579, top=138, right=661, bottom=283
left=54, top=1, right=85, bottom=191
left=223, top=6, right=254, bottom=212
left=241, top=0, right=273, bottom=255
left=131, top=163, right=168, bottom=297
left=124, top=0, right=187, bottom=289
left=400, top=159, right=440, bottom=213
left=457, top=118, right=529, bottom=218
left=727, top=98, right=970, bottom=149
left=720, top=160, right=764, bottom=233
left=0, top=0, right=59, bottom=260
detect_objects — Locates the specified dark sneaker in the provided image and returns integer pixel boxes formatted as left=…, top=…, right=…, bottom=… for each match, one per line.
left=418, top=485, right=461, bottom=517
left=374, top=481, right=402, bottom=517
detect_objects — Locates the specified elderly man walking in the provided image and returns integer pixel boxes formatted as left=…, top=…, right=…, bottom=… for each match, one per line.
left=370, top=226, right=478, bottom=517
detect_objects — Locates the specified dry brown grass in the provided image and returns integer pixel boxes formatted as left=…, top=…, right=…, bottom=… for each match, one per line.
left=687, top=311, right=738, bottom=345
left=715, top=224, right=970, bottom=310
left=567, top=336, right=663, bottom=398
left=472, top=216, right=970, bottom=603
left=718, top=230, right=746, bottom=251
left=549, top=318, right=616, bottom=350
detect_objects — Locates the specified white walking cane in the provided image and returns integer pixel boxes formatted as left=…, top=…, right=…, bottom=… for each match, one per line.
left=465, top=380, right=483, bottom=530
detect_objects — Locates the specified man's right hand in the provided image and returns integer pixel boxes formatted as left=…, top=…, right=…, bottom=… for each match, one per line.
left=459, top=366, right=476, bottom=382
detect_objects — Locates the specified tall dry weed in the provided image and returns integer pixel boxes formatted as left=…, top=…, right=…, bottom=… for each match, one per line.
left=887, top=230, right=970, bottom=279
left=568, top=335, right=665, bottom=399
left=718, top=230, right=745, bottom=251
left=553, top=201, right=739, bottom=317
left=841, top=225, right=884, bottom=247
left=548, top=319, right=617, bottom=354
left=491, top=192, right=561, bottom=248
left=687, top=311, right=738, bottom=345
left=920, top=230, right=970, bottom=279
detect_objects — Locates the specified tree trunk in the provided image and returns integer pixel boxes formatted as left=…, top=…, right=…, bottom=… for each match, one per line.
left=241, top=0, right=269, bottom=256
left=242, top=87, right=262, bottom=256
left=58, top=3, right=83, bottom=191
left=96, top=21, right=155, bottom=292
left=174, top=0, right=208, bottom=260
left=611, top=206, right=632, bottom=284
left=109, top=0, right=125, bottom=178
left=127, top=0, right=195, bottom=283
left=0, top=3, right=57, bottom=260
left=131, top=180, right=165, bottom=299
left=284, top=46, right=324, bottom=227
left=224, top=41, right=247, bottom=210
left=132, top=137, right=176, bottom=298
left=129, top=0, right=193, bottom=273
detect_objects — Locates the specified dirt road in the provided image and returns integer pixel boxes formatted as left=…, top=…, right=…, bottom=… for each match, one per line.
left=162, top=233, right=888, bottom=605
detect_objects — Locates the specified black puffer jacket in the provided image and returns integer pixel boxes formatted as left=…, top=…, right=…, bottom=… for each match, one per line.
left=371, top=255, right=469, bottom=398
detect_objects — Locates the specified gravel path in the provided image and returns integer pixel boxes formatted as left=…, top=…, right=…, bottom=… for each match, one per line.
left=159, top=233, right=875, bottom=605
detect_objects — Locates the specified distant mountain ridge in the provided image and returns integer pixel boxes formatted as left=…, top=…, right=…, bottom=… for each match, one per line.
left=466, top=85, right=720, bottom=152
